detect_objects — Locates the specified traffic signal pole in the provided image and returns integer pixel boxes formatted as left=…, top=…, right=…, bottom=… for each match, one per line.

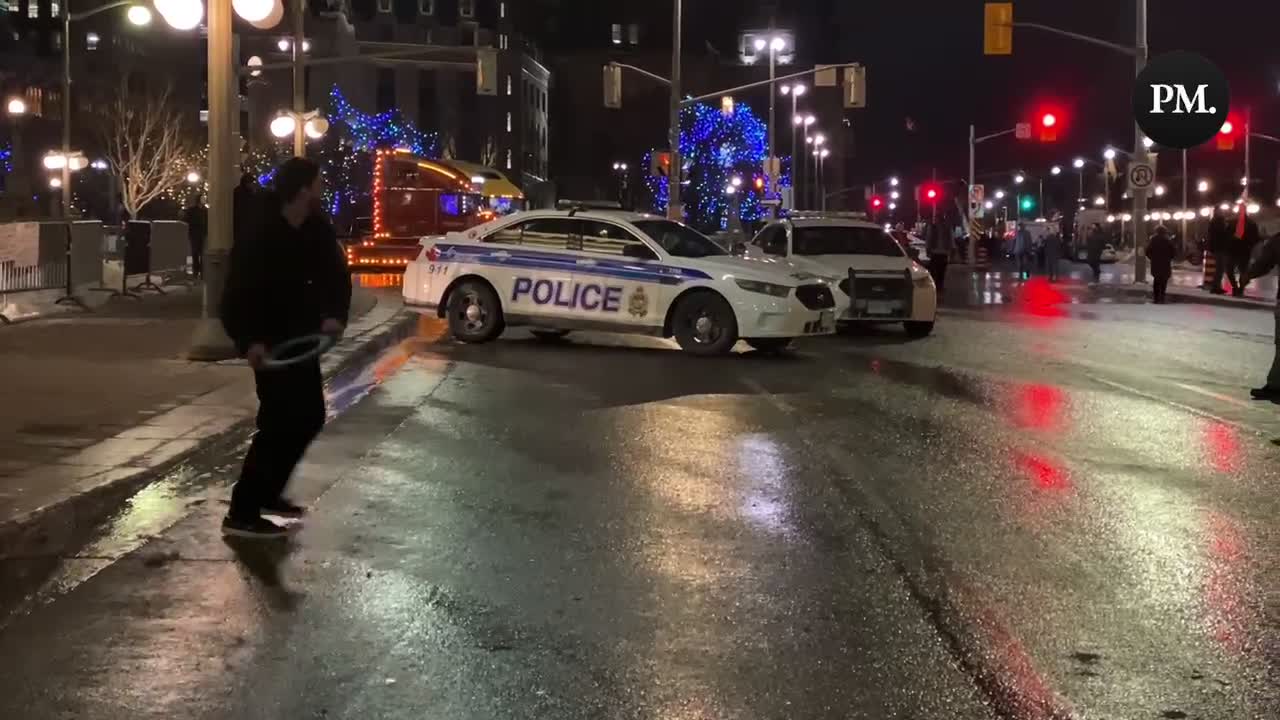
left=968, top=124, right=1017, bottom=265
left=1133, top=0, right=1149, bottom=281
left=667, top=0, right=682, bottom=221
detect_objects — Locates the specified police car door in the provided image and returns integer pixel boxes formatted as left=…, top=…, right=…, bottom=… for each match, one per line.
left=492, top=217, right=580, bottom=324
left=568, top=219, right=666, bottom=331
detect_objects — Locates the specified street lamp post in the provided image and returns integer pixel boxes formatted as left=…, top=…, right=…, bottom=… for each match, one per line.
left=5, top=98, right=33, bottom=216
left=667, top=0, right=682, bottom=220
left=756, top=35, right=786, bottom=215
left=290, top=0, right=306, bottom=156
left=782, top=82, right=804, bottom=211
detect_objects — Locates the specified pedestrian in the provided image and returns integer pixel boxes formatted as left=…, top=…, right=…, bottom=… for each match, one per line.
left=927, top=218, right=954, bottom=293
left=1043, top=226, right=1062, bottom=281
left=1146, top=225, right=1175, bottom=304
left=1086, top=223, right=1106, bottom=284
left=182, top=194, right=208, bottom=278
left=233, top=172, right=260, bottom=246
left=1014, top=222, right=1033, bottom=279
left=1207, top=208, right=1235, bottom=294
left=1240, top=231, right=1280, bottom=400
left=1231, top=214, right=1262, bottom=297
left=219, top=158, right=352, bottom=538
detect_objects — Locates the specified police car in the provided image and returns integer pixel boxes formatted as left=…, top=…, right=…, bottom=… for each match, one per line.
left=402, top=206, right=839, bottom=355
left=742, top=214, right=937, bottom=337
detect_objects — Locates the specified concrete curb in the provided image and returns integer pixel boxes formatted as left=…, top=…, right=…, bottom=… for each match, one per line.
left=0, top=304, right=421, bottom=564
left=1098, top=284, right=1274, bottom=312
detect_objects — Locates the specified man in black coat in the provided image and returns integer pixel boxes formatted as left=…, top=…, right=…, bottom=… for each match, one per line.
left=1242, top=232, right=1280, bottom=400
left=1145, top=225, right=1175, bottom=304
left=1207, top=210, right=1234, bottom=294
left=219, top=158, right=352, bottom=538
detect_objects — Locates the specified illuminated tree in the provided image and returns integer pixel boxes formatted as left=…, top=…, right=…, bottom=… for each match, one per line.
left=99, top=84, right=200, bottom=218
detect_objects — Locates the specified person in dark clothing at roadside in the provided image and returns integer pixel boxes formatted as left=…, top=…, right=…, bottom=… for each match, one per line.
left=182, top=194, right=208, bottom=278
left=1043, top=226, right=1062, bottom=282
left=926, top=219, right=954, bottom=294
left=1240, top=231, right=1280, bottom=400
left=1207, top=209, right=1234, bottom=294
left=1086, top=223, right=1106, bottom=283
left=1230, top=214, right=1262, bottom=297
left=219, top=158, right=352, bottom=538
left=1145, top=225, right=1175, bottom=304
left=233, top=172, right=259, bottom=246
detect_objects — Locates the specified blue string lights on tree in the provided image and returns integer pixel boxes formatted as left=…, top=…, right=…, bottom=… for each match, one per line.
left=643, top=102, right=786, bottom=231
left=327, top=85, right=438, bottom=156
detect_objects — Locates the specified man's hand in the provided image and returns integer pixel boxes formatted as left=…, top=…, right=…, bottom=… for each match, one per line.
left=246, top=343, right=268, bottom=370
left=321, top=318, right=345, bottom=339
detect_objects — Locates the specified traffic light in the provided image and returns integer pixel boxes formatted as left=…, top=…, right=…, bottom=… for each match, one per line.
left=925, top=186, right=939, bottom=201
left=1038, top=111, right=1058, bottom=142
left=753, top=176, right=764, bottom=191
left=603, top=64, right=622, bottom=108
left=1020, top=195, right=1035, bottom=212
left=869, top=195, right=884, bottom=213
left=649, top=151, right=671, bottom=177
left=1217, top=116, right=1238, bottom=150
left=983, top=2, right=1013, bottom=55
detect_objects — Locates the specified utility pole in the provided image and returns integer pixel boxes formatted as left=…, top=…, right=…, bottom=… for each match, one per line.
left=1181, top=148, right=1188, bottom=246
left=1133, top=0, right=1149, bottom=281
left=60, top=5, right=72, bottom=218
left=767, top=34, right=777, bottom=216
left=292, top=0, right=307, bottom=156
left=666, top=0, right=682, bottom=221
left=187, top=0, right=236, bottom=359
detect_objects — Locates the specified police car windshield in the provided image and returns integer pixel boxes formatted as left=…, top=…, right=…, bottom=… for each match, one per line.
left=793, top=226, right=904, bottom=257
left=632, top=220, right=727, bottom=258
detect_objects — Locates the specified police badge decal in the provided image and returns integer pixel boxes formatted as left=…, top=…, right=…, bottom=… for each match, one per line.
left=628, top=286, right=649, bottom=317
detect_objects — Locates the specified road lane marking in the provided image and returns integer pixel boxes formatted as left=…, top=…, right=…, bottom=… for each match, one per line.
left=1088, top=375, right=1258, bottom=434
left=1172, top=381, right=1251, bottom=409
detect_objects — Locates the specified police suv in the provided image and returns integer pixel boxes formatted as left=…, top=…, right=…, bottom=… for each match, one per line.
left=402, top=206, right=839, bottom=355
left=743, top=214, right=938, bottom=337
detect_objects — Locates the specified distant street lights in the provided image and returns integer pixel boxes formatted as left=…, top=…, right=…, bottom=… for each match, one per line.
left=1197, top=179, right=1210, bottom=194
left=782, top=82, right=805, bottom=210
left=1050, top=165, right=1062, bottom=175
left=754, top=34, right=788, bottom=212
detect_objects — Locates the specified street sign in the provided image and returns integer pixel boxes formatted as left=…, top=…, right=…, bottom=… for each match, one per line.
left=1014, top=122, right=1031, bottom=140
left=1127, top=162, right=1155, bottom=192
left=969, top=184, right=985, bottom=218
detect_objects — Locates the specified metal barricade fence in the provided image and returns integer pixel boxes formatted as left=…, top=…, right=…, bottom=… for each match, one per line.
left=0, top=258, right=67, bottom=294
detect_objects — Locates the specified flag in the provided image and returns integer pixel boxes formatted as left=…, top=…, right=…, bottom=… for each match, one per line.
left=1235, top=203, right=1247, bottom=239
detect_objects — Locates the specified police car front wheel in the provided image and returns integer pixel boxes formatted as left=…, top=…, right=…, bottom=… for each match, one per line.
left=447, top=280, right=504, bottom=343
left=671, top=291, right=739, bottom=356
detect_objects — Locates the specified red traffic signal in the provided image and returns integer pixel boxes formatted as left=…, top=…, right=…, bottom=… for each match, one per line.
left=1037, top=109, right=1059, bottom=142
left=870, top=195, right=884, bottom=210
left=1040, top=112, right=1057, bottom=128
left=925, top=187, right=939, bottom=201
left=1217, top=117, right=1237, bottom=150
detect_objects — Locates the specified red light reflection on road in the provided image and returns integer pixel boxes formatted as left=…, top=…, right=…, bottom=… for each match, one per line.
left=1017, top=452, right=1070, bottom=491
left=1013, top=383, right=1067, bottom=431
left=1201, top=511, right=1255, bottom=657
left=1200, top=420, right=1241, bottom=474
left=1013, top=277, right=1068, bottom=328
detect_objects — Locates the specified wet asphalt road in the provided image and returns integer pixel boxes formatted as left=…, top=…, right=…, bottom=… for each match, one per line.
left=0, top=274, right=1277, bottom=719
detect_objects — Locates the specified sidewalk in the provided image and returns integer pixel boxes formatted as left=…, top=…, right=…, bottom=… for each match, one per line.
left=0, top=281, right=417, bottom=536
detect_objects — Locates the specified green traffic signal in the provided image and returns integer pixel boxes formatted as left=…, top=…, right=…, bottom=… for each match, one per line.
left=1020, top=196, right=1035, bottom=211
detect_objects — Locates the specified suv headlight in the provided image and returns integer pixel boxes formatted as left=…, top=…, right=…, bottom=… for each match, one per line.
left=735, top=279, right=793, bottom=297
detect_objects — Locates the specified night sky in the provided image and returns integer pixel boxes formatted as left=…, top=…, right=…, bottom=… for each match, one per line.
left=807, top=0, right=1280, bottom=198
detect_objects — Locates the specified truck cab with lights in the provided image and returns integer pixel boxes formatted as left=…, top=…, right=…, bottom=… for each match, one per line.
left=345, top=149, right=490, bottom=269
left=744, top=214, right=937, bottom=337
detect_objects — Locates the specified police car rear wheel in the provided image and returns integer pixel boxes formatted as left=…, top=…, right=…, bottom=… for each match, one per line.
left=447, top=280, right=503, bottom=343
left=530, top=329, right=571, bottom=341
left=745, top=338, right=794, bottom=354
left=904, top=320, right=934, bottom=338
left=672, top=292, right=738, bottom=356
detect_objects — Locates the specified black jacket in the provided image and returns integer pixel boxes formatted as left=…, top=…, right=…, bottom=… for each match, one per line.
left=220, top=203, right=352, bottom=356
left=1145, top=232, right=1175, bottom=276
left=1208, top=217, right=1231, bottom=254
left=1246, top=232, right=1280, bottom=316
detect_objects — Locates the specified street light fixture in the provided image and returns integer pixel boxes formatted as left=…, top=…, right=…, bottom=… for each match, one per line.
left=1093, top=195, right=1106, bottom=206
left=186, top=171, right=202, bottom=184
left=889, top=190, right=899, bottom=200
left=1014, top=174, right=1025, bottom=184
left=1072, top=158, right=1085, bottom=169
left=1050, top=165, right=1062, bottom=175
left=1154, top=184, right=1166, bottom=196
left=1197, top=180, right=1210, bottom=193
left=6, top=98, right=25, bottom=115
left=889, top=176, right=899, bottom=187
left=126, top=4, right=152, bottom=24
left=269, top=114, right=296, bottom=138
left=1142, top=136, right=1155, bottom=149
left=984, top=200, right=994, bottom=210
left=1103, top=147, right=1117, bottom=160
left=994, top=189, right=1005, bottom=199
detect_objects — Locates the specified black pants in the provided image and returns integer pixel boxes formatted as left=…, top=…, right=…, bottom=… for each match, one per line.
left=928, top=253, right=949, bottom=294
left=190, top=237, right=205, bottom=278
left=229, top=359, right=325, bottom=520
left=1088, top=260, right=1101, bottom=282
left=1212, top=251, right=1236, bottom=292
left=1152, top=273, right=1170, bottom=303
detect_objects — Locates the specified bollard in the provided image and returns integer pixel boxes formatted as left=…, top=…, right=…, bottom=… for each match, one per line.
left=1201, top=250, right=1216, bottom=290
left=976, top=244, right=990, bottom=269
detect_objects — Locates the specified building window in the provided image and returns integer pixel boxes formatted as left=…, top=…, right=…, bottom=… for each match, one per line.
left=27, top=0, right=37, bottom=18
left=505, top=75, right=512, bottom=96
left=611, top=23, right=621, bottom=45
left=499, top=1, right=505, bottom=18
left=628, top=23, right=639, bottom=45
left=418, top=0, right=433, bottom=14
left=6, top=0, right=17, bottom=13
left=505, top=149, right=512, bottom=170
left=51, top=31, right=61, bottom=49
left=505, top=112, right=511, bottom=132
left=458, top=0, right=474, bottom=18
left=498, top=33, right=507, bottom=49
left=377, top=0, right=391, bottom=13
left=85, top=31, right=99, bottom=50
left=50, top=0, right=59, bottom=16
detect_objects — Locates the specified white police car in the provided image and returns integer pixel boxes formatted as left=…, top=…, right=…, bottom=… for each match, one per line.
left=743, top=214, right=937, bottom=337
left=402, top=207, right=839, bottom=355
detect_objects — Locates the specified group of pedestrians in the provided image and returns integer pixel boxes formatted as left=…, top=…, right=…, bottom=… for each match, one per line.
left=1011, top=221, right=1064, bottom=281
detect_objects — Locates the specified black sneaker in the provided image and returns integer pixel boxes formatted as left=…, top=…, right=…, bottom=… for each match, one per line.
left=221, top=515, right=291, bottom=539
left=261, top=498, right=307, bottom=518
left=1249, top=386, right=1280, bottom=400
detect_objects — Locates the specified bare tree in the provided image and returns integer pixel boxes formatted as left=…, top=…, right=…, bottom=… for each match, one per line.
left=99, top=83, right=198, bottom=219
